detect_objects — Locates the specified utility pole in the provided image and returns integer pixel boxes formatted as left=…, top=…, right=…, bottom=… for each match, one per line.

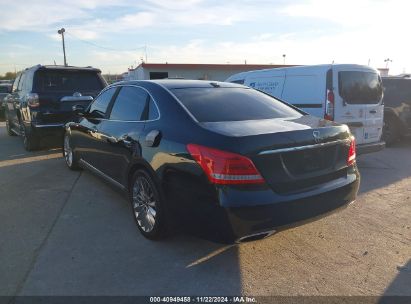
left=384, top=58, right=392, bottom=68
left=57, top=28, right=67, bottom=66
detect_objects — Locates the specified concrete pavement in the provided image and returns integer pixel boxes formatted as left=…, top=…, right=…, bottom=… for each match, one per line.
left=0, top=121, right=409, bottom=296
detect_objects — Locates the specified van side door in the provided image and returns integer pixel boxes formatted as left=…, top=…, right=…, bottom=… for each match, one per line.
left=244, top=70, right=286, bottom=100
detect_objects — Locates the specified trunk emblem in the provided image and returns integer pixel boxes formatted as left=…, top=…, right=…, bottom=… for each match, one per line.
left=313, top=131, right=321, bottom=143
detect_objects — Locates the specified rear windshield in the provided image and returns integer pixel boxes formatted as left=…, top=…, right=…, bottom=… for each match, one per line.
left=171, top=87, right=302, bottom=122
left=338, top=71, right=383, bottom=104
left=34, top=70, right=104, bottom=92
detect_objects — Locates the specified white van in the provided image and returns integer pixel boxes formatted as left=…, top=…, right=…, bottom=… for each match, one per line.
left=226, top=64, right=385, bottom=154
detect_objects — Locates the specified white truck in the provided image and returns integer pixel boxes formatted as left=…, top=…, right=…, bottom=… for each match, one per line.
left=226, top=64, right=385, bottom=154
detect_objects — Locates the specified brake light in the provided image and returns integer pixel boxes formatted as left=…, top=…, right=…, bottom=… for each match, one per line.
left=347, top=137, right=356, bottom=166
left=187, top=144, right=264, bottom=185
left=325, top=90, right=335, bottom=121
left=26, top=93, right=40, bottom=108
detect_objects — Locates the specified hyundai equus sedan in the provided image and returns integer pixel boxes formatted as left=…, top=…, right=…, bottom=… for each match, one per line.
left=63, top=80, right=360, bottom=243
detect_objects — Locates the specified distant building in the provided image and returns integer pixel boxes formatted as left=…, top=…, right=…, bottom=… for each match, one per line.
left=377, top=68, right=389, bottom=77
left=125, top=63, right=297, bottom=81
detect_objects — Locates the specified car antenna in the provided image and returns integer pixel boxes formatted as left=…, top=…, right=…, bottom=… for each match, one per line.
left=210, top=82, right=220, bottom=88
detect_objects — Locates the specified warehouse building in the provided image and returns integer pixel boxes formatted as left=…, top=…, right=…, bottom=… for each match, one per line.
left=124, top=63, right=296, bottom=81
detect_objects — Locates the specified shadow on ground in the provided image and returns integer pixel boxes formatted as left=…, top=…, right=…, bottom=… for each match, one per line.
left=357, top=137, right=411, bottom=194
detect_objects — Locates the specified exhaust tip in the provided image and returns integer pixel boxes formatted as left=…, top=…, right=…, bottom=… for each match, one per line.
left=236, top=229, right=276, bottom=243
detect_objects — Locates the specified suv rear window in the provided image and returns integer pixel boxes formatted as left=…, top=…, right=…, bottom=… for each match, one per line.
left=34, top=70, right=104, bottom=92
left=338, top=71, right=383, bottom=104
left=171, top=87, right=302, bottom=122
left=0, top=86, right=10, bottom=93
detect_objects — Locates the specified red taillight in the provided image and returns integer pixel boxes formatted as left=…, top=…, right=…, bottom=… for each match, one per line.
left=347, top=137, right=356, bottom=166
left=325, top=90, right=335, bottom=121
left=26, top=93, right=40, bottom=108
left=186, top=144, right=265, bottom=185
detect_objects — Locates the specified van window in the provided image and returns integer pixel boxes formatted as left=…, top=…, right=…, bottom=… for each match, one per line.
left=338, top=71, right=383, bottom=104
left=231, top=79, right=245, bottom=84
left=171, top=87, right=302, bottom=122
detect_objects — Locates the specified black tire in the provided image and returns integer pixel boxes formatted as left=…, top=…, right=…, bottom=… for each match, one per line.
left=383, top=116, right=400, bottom=146
left=63, top=133, right=81, bottom=170
left=5, top=116, right=16, bottom=136
left=20, top=121, right=38, bottom=151
left=129, top=169, right=168, bottom=240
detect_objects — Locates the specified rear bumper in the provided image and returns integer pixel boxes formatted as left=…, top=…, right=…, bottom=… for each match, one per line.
left=177, top=170, right=360, bottom=243
left=356, top=141, right=385, bottom=155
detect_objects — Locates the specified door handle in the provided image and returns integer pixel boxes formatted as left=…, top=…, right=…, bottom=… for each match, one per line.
left=370, top=110, right=377, bottom=114
left=119, top=135, right=132, bottom=146
left=145, top=130, right=161, bottom=147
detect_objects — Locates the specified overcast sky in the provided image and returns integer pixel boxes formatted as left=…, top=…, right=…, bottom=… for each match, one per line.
left=0, top=0, right=409, bottom=75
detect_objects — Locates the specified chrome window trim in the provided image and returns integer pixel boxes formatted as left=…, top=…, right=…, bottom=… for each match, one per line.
left=258, top=139, right=350, bottom=155
left=104, top=84, right=161, bottom=123
left=34, top=123, right=65, bottom=128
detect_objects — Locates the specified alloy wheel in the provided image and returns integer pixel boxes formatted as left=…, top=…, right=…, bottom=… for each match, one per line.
left=64, top=135, right=73, bottom=167
left=132, top=176, right=157, bottom=232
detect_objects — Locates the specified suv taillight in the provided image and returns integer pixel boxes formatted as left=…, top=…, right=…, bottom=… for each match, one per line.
left=187, top=144, right=264, bottom=185
left=26, top=93, right=40, bottom=108
left=325, top=90, right=335, bottom=121
left=347, top=137, right=356, bottom=166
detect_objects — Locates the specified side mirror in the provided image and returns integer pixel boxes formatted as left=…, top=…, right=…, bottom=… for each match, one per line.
left=72, top=104, right=86, bottom=116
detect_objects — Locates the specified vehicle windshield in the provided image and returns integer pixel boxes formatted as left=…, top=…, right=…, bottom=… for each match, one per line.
left=171, top=87, right=302, bottom=122
left=34, top=70, right=104, bottom=92
left=338, top=71, right=383, bottom=104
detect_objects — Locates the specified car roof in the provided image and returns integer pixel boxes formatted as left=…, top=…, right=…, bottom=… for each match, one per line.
left=115, top=79, right=246, bottom=89
left=23, top=64, right=101, bottom=73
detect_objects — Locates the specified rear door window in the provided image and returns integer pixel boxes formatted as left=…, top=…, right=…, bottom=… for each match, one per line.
left=88, top=87, right=117, bottom=118
left=171, top=87, right=302, bottom=122
left=34, top=70, right=104, bottom=92
left=109, top=86, right=149, bottom=121
left=338, top=71, right=383, bottom=104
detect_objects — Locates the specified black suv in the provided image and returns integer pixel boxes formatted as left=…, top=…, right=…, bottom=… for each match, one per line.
left=4, top=65, right=107, bottom=150
left=382, top=76, right=411, bottom=145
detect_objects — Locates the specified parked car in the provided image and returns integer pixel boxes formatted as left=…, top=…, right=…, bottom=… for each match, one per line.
left=226, top=64, right=385, bottom=155
left=63, top=80, right=360, bottom=243
left=0, top=83, right=12, bottom=119
left=381, top=76, right=411, bottom=145
left=4, top=65, right=107, bottom=150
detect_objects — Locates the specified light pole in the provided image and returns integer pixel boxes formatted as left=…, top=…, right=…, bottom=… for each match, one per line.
left=57, top=28, right=67, bottom=66
left=384, top=58, right=392, bottom=68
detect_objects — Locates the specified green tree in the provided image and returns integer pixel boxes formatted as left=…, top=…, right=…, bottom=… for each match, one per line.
left=0, top=72, right=17, bottom=80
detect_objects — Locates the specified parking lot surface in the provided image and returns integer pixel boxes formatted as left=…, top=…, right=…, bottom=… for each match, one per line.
left=0, top=121, right=410, bottom=297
